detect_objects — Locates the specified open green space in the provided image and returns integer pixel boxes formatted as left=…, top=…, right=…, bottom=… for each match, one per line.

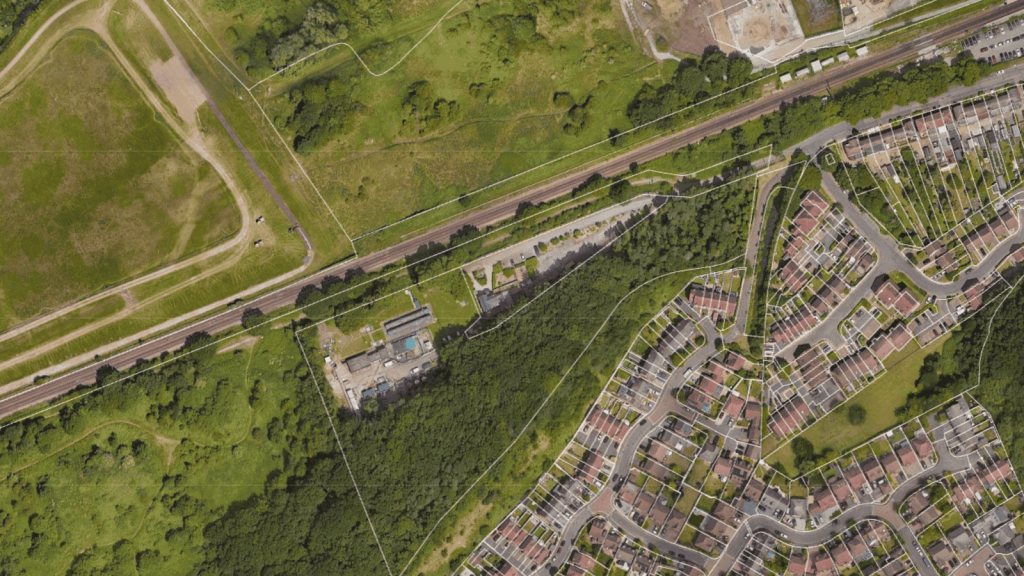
left=0, top=295, right=125, bottom=364
left=258, top=0, right=659, bottom=240
left=770, top=332, right=952, bottom=473
left=0, top=32, right=240, bottom=331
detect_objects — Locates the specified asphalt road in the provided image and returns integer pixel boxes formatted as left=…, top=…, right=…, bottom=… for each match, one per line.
left=2, top=1, right=1022, bottom=421
left=712, top=437, right=974, bottom=576
left=774, top=170, right=1024, bottom=360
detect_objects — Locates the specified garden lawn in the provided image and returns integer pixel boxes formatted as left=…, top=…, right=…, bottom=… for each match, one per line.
left=770, top=332, right=951, bottom=472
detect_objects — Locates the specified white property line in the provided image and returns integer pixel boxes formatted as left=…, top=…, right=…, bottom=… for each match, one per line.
left=390, top=263, right=741, bottom=576
left=161, top=0, right=358, bottom=255
left=975, top=265, right=1024, bottom=387
left=248, top=0, right=464, bottom=89
left=296, top=338, right=394, bottom=576
left=349, top=76, right=768, bottom=242
left=0, top=142, right=767, bottom=428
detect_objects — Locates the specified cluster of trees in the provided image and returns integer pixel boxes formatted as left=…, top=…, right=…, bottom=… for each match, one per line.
left=891, top=267, right=1024, bottom=473
left=625, top=48, right=755, bottom=128
left=401, top=80, right=460, bottom=136
left=192, top=169, right=757, bottom=573
left=0, top=326, right=338, bottom=574
left=221, top=0, right=396, bottom=76
left=561, top=95, right=595, bottom=136
left=837, top=58, right=988, bottom=124
left=276, top=75, right=360, bottom=153
left=645, top=55, right=991, bottom=181
left=0, top=0, right=39, bottom=49
left=254, top=2, right=347, bottom=70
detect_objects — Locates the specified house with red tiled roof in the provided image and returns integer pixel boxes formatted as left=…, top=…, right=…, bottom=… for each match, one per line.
left=861, top=457, right=884, bottom=483
left=870, top=334, right=895, bottom=360
left=848, top=536, right=870, bottom=562
left=706, top=361, right=729, bottom=385
left=813, top=551, right=834, bottom=575
left=779, top=260, right=807, bottom=293
left=697, top=376, right=722, bottom=398
left=689, top=286, right=739, bottom=317
left=873, top=278, right=902, bottom=308
left=810, top=488, right=837, bottom=516
left=831, top=545, right=853, bottom=568
left=880, top=452, right=903, bottom=477
left=723, top=351, right=747, bottom=371
left=723, top=394, right=745, bottom=419
left=694, top=533, right=718, bottom=554
left=844, top=464, right=869, bottom=493
left=896, top=444, right=918, bottom=469
left=888, top=323, right=912, bottom=350
left=744, top=402, right=761, bottom=422
left=792, top=210, right=819, bottom=237
left=963, top=279, right=985, bottom=311
left=892, top=290, right=920, bottom=317
left=911, top=436, right=934, bottom=461
left=687, top=390, right=714, bottom=415
left=830, top=477, right=852, bottom=503
left=713, top=457, right=732, bottom=479
left=789, top=553, right=809, bottom=576
left=803, top=191, right=829, bottom=217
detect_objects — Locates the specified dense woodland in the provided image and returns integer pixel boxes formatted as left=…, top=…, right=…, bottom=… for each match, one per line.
left=898, top=269, right=1024, bottom=470
left=625, top=48, right=755, bottom=128
left=201, top=174, right=756, bottom=573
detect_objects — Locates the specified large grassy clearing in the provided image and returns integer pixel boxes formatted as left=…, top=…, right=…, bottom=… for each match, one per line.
left=256, top=1, right=662, bottom=248
left=770, top=332, right=952, bottom=473
left=0, top=32, right=239, bottom=331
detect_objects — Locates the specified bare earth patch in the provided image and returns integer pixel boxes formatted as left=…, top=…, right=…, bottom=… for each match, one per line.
left=149, top=56, right=205, bottom=123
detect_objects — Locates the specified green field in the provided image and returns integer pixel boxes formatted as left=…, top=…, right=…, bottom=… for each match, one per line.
left=252, top=0, right=661, bottom=247
left=770, top=332, right=951, bottom=473
left=0, top=32, right=240, bottom=331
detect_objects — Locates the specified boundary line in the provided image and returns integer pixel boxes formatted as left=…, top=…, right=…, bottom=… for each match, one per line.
left=248, top=0, right=464, bottom=89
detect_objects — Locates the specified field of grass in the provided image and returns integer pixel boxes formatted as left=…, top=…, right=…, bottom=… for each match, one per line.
left=254, top=1, right=662, bottom=248
left=0, top=32, right=240, bottom=331
left=0, top=295, right=125, bottom=364
left=0, top=232, right=303, bottom=386
left=791, top=0, right=843, bottom=37
left=770, top=332, right=952, bottom=472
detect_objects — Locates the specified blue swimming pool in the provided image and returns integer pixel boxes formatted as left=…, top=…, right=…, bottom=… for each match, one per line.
left=405, top=337, right=416, bottom=351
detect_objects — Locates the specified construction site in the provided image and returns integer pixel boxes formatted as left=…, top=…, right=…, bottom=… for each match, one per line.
left=707, top=0, right=807, bottom=64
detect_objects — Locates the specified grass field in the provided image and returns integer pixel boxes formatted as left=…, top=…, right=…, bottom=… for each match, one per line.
left=791, top=0, right=843, bottom=37
left=0, top=32, right=240, bottom=331
left=255, top=0, right=663, bottom=248
left=770, top=332, right=952, bottom=472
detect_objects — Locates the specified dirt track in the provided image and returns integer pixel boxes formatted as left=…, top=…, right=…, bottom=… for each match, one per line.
left=0, top=0, right=315, bottom=380
left=2, top=0, right=1021, bottom=421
